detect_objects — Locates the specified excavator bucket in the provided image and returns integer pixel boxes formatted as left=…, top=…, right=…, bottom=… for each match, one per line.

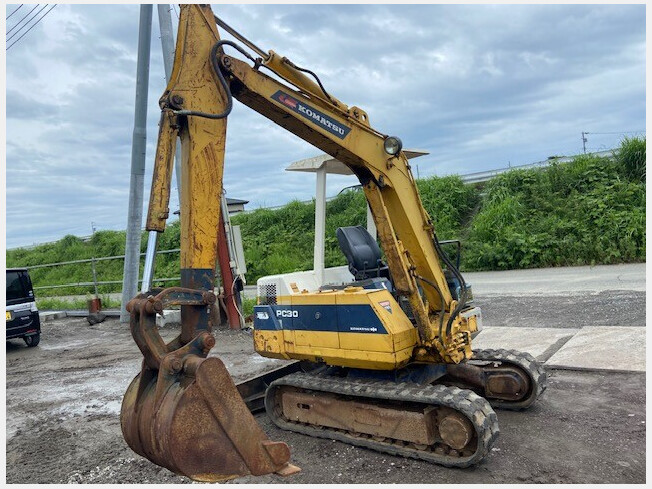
left=120, top=291, right=299, bottom=482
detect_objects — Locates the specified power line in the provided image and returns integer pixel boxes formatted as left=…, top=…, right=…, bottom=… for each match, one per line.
left=6, top=4, right=56, bottom=51
left=7, top=3, right=47, bottom=42
left=6, top=3, right=39, bottom=35
left=7, top=3, right=48, bottom=42
left=7, top=5, right=24, bottom=20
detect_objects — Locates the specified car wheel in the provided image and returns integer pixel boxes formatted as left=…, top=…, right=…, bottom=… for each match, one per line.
left=24, top=334, right=40, bottom=347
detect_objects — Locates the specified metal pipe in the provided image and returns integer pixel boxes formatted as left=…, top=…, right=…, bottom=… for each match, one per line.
left=35, top=277, right=180, bottom=290
left=91, top=257, right=99, bottom=297
left=25, top=248, right=180, bottom=270
left=141, top=230, right=158, bottom=293
left=135, top=5, right=183, bottom=297
left=213, top=14, right=268, bottom=60
left=121, top=4, right=153, bottom=323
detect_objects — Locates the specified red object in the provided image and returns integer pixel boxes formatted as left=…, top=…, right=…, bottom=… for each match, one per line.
left=88, top=297, right=102, bottom=313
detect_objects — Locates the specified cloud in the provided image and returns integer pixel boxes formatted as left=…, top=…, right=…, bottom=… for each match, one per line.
left=5, top=3, right=646, bottom=248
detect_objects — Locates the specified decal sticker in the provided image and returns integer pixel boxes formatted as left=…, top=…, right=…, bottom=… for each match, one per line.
left=271, top=90, right=351, bottom=139
left=349, top=326, right=379, bottom=333
left=379, top=300, right=392, bottom=313
left=256, top=311, right=269, bottom=320
left=276, top=309, right=299, bottom=318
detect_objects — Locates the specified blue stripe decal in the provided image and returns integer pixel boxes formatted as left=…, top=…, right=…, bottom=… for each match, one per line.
left=254, top=304, right=387, bottom=334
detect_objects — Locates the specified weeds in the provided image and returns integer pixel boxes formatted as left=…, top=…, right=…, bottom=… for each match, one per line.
left=37, top=295, right=121, bottom=311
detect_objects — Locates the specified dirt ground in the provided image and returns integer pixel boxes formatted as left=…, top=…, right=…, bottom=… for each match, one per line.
left=5, top=291, right=646, bottom=484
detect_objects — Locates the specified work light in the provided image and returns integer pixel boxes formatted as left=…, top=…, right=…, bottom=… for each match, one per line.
left=383, top=136, right=403, bottom=156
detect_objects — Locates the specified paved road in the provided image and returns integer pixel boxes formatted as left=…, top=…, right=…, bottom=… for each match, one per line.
left=242, top=262, right=645, bottom=299
left=464, top=263, right=645, bottom=296
left=46, top=263, right=644, bottom=304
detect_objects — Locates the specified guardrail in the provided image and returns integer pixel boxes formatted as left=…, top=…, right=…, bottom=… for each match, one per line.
left=26, top=248, right=181, bottom=293
left=460, top=149, right=616, bottom=185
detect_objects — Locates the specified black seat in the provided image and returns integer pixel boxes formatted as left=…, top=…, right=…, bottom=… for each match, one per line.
left=336, top=226, right=390, bottom=281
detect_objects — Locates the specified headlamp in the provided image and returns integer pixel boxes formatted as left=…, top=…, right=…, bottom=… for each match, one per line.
left=383, top=136, right=403, bottom=156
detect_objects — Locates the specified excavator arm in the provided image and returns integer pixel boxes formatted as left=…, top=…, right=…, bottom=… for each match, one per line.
left=149, top=4, right=476, bottom=363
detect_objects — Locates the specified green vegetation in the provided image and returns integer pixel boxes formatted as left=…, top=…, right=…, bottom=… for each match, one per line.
left=241, top=297, right=257, bottom=318
left=36, top=295, right=121, bottom=311
left=463, top=138, right=646, bottom=270
left=7, top=224, right=182, bottom=297
left=7, top=138, right=645, bottom=295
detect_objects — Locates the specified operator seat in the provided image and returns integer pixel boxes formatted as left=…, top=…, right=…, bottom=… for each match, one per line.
left=336, top=226, right=390, bottom=281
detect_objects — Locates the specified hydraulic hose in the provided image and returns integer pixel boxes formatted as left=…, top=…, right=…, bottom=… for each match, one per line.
left=414, top=274, right=446, bottom=343
left=431, top=231, right=468, bottom=338
left=170, top=40, right=257, bottom=120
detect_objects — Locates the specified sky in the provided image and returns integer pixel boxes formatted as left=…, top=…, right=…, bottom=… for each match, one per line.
left=4, top=3, right=646, bottom=248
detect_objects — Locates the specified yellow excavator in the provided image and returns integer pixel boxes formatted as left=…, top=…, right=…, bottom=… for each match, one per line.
left=121, top=5, right=546, bottom=482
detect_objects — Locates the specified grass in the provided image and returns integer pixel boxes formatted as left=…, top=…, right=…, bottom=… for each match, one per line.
left=241, top=297, right=257, bottom=318
left=8, top=137, right=645, bottom=293
left=36, top=295, right=122, bottom=311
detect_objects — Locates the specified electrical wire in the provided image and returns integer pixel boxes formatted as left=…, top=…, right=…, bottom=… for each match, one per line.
left=7, top=4, right=47, bottom=41
left=7, top=4, right=56, bottom=51
left=6, top=3, right=39, bottom=35
left=7, top=5, right=24, bottom=20
left=7, top=3, right=48, bottom=43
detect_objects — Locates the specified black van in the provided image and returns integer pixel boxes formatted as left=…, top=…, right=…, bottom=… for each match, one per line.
left=6, top=268, right=41, bottom=347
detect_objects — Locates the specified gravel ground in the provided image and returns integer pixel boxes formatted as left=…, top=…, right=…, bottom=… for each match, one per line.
left=5, top=291, right=646, bottom=484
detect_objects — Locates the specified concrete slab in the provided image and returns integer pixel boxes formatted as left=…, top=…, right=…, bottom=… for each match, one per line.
left=39, top=311, right=67, bottom=322
left=156, top=309, right=181, bottom=328
left=472, top=326, right=577, bottom=361
left=545, top=326, right=645, bottom=372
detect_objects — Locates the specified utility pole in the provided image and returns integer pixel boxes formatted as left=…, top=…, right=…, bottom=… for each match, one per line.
left=140, top=5, right=182, bottom=295
left=121, top=5, right=153, bottom=323
left=582, top=132, right=588, bottom=154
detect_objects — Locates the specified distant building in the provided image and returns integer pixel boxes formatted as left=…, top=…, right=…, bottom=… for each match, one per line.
left=226, top=197, right=249, bottom=215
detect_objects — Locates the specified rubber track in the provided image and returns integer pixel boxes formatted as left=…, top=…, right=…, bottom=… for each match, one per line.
left=265, top=372, right=500, bottom=468
left=471, top=348, right=548, bottom=410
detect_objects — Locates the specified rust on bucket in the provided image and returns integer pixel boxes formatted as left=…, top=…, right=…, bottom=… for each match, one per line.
left=120, top=288, right=299, bottom=481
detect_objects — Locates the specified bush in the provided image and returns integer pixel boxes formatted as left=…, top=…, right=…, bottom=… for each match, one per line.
left=464, top=137, right=645, bottom=270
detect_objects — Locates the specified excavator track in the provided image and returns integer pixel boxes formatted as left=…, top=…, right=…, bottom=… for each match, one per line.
left=265, top=372, right=499, bottom=468
left=470, top=348, right=548, bottom=410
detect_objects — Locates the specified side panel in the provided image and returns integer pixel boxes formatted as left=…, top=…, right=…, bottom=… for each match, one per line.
left=252, top=304, right=291, bottom=359
left=291, top=294, right=339, bottom=350
left=253, top=289, right=419, bottom=370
